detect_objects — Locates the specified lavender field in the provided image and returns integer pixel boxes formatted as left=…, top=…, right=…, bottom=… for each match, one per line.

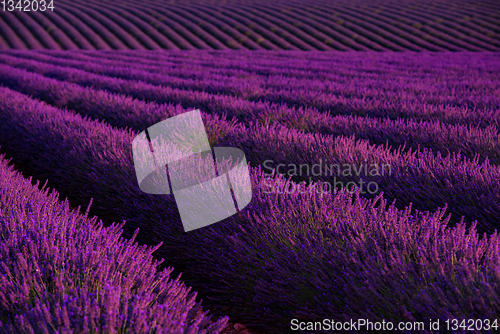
left=1, top=0, right=500, bottom=51
left=1, top=1, right=500, bottom=334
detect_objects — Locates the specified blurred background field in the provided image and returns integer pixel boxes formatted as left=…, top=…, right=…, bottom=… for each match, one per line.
left=0, top=0, right=499, bottom=51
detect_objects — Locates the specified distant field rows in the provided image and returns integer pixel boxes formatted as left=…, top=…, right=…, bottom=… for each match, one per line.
left=0, top=52, right=499, bottom=157
left=1, top=51, right=500, bottom=234
left=9, top=50, right=500, bottom=113
left=2, top=51, right=499, bottom=130
left=0, top=0, right=498, bottom=50
left=1, top=83, right=500, bottom=333
left=1, top=50, right=500, bottom=333
left=0, top=56, right=498, bottom=163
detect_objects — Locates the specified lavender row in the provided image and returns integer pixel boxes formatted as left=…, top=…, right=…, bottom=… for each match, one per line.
left=21, top=49, right=442, bottom=91
left=0, top=153, right=227, bottom=333
left=0, top=12, right=44, bottom=49
left=2, top=63, right=500, bottom=170
left=9, top=10, right=62, bottom=50
left=213, top=6, right=321, bottom=50
left=16, top=49, right=500, bottom=114
left=9, top=49, right=492, bottom=109
left=368, top=1, right=498, bottom=50
left=222, top=4, right=377, bottom=50
left=3, top=0, right=498, bottom=51
left=0, top=16, right=28, bottom=49
left=2, top=54, right=499, bottom=164
left=153, top=4, right=262, bottom=50
left=144, top=4, right=230, bottom=50
left=254, top=3, right=422, bottom=51
left=56, top=4, right=128, bottom=50
left=0, top=35, right=9, bottom=50
left=24, top=48, right=452, bottom=95
left=409, top=0, right=499, bottom=26
left=132, top=7, right=214, bottom=50
left=11, top=44, right=408, bottom=77
left=36, top=10, right=95, bottom=50
left=411, top=10, right=500, bottom=48
left=28, top=11, right=80, bottom=50
left=170, top=4, right=280, bottom=50
left=223, top=3, right=355, bottom=50
left=174, top=5, right=301, bottom=50
left=79, top=0, right=212, bottom=50
left=291, top=4, right=447, bottom=51
left=1, top=87, right=500, bottom=333
left=11, top=49, right=408, bottom=90
left=85, top=3, right=182, bottom=50
left=49, top=7, right=112, bottom=50
left=67, top=2, right=160, bottom=50
left=386, top=2, right=500, bottom=48
left=280, top=4, right=434, bottom=51
left=188, top=2, right=335, bottom=50
left=0, top=64, right=238, bottom=141
left=244, top=4, right=405, bottom=51
left=2, top=65, right=500, bottom=234
left=62, top=50, right=500, bottom=108
left=229, top=4, right=365, bottom=51
left=33, top=49, right=500, bottom=84
left=395, top=0, right=500, bottom=44
left=315, top=2, right=482, bottom=51
left=3, top=51, right=499, bottom=131
left=68, top=0, right=228, bottom=50
left=0, top=54, right=302, bottom=125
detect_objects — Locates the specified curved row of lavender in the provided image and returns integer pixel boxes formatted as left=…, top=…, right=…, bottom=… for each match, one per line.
left=0, top=51, right=499, bottom=232
left=0, top=51, right=499, bottom=333
left=0, top=153, right=228, bottom=332
left=0, top=0, right=498, bottom=50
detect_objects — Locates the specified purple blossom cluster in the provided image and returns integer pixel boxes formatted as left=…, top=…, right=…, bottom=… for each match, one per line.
left=0, top=153, right=228, bottom=333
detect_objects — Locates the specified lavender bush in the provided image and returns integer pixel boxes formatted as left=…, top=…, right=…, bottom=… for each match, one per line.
left=0, top=153, right=228, bottom=333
